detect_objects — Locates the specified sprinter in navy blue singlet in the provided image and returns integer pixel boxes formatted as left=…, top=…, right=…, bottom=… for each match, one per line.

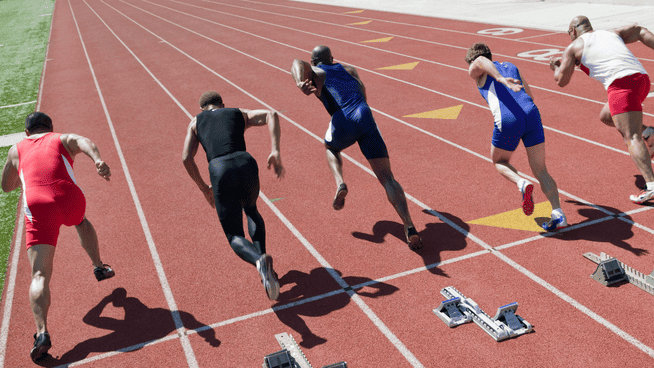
left=292, top=45, right=423, bottom=250
left=182, top=91, right=285, bottom=301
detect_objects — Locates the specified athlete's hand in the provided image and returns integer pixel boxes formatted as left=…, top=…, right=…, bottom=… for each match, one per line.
left=267, top=151, right=285, bottom=179
left=549, top=57, right=561, bottom=71
left=203, top=184, right=215, bottom=208
left=95, top=160, right=111, bottom=181
left=498, top=77, right=523, bottom=92
left=298, top=79, right=316, bottom=96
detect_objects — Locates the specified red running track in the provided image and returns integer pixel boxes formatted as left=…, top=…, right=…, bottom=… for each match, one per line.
left=1, top=0, right=654, bottom=366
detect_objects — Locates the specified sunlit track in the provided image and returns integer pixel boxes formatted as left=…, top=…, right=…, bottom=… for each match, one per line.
left=237, top=0, right=654, bottom=64
left=133, top=0, right=654, bottom=163
left=4, top=0, right=654, bottom=366
left=75, top=0, right=654, bottom=360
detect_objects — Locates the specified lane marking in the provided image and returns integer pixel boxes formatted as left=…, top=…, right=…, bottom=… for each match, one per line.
left=111, top=3, right=654, bottom=358
left=72, top=1, right=199, bottom=366
left=377, top=61, right=418, bottom=70
left=0, top=101, right=37, bottom=109
left=403, top=105, right=462, bottom=119
left=0, top=133, right=27, bottom=148
left=361, top=36, right=392, bottom=43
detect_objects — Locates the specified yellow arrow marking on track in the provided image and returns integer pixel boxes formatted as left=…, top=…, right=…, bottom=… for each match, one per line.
left=348, top=20, right=372, bottom=25
left=403, top=105, right=463, bottom=119
left=377, top=61, right=419, bottom=70
left=362, top=37, right=393, bottom=43
left=346, top=10, right=365, bottom=14
left=467, top=201, right=552, bottom=232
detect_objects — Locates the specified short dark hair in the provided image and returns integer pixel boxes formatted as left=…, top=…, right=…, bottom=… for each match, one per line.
left=465, top=42, right=492, bottom=64
left=310, top=45, right=332, bottom=66
left=199, top=91, right=223, bottom=109
left=25, top=112, right=53, bottom=133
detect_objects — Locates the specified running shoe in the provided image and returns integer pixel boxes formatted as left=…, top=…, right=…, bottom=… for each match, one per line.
left=332, top=183, right=348, bottom=210
left=30, top=332, right=51, bottom=362
left=405, top=227, right=422, bottom=251
left=94, top=264, right=115, bottom=282
left=257, top=254, right=280, bottom=301
left=541, top=213, right=568, bottom=232
left=630, top=189, right=654, bottom=204
left=520, top=181, right=534, bottom=216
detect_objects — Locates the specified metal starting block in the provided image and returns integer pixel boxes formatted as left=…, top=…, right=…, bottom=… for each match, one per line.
left=433, top=286, right=532, bottom=342
left=264, top=333, right=347, bottom=368
left=584, top=252, right=654, bottom=295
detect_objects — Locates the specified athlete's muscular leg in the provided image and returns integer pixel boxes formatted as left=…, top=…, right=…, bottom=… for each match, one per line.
left=525, top=143, right=561, bottom=210
left=613, top=110, right=654, bottom=182
left=599, top=103, right=615, bottom=127
left=27, top=244, right=56, bottom=335
left=325, top=144, right=344, bottom=187
left=367, top=157, right=415, bottom=230
left=75, top=217, right=103, bottom=268
left=490, top=145, right=521, bottom=184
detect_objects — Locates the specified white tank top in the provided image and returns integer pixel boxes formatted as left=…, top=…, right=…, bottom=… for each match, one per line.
left=578, top=30, right=647, bottom=90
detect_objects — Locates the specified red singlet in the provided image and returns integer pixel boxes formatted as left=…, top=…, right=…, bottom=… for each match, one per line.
left=16, top=133, right=86, bottom=248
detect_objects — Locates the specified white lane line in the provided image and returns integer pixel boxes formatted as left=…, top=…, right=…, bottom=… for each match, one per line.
left=0, top=1, right=57, bottom=364
left=0, top=133, right=27, bottom=148
left=97, top=1, right=426, bottom=365
left=112, top=1, right=654, bottom=358
left=0, top=101, right=37, bottom=109
left=72, top=1, right=199, bottom=366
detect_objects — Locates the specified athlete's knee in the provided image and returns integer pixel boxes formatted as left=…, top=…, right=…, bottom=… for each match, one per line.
left=599, top=111, right=614, bottom=127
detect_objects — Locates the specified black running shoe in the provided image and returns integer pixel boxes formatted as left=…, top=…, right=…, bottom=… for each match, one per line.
left=94, top=264, right=115, bottom=281
left=332, top=183, right=348, bottom=210
left=257, top=254, right=279, bottom=301
left=30, top=332, right=51, bottom=362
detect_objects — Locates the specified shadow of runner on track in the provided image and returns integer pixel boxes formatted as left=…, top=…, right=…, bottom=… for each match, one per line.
left=351, top=210, right=470, bottom=277
left=36, top=288, right=220, bottom=366
left=273, top=268, right=398, bottom=349
left=550, top=200, right=648, bottom=256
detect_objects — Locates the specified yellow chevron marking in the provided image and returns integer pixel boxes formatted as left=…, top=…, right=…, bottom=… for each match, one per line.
left=403, top=105, right=463, bottom=119
left=467, top=201, right=552, bottom=232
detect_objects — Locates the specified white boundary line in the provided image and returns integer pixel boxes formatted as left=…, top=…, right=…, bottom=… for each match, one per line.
left=0, top=0, right=56, bottom=364
left=106, top=0, right=654, bottom=360
left=0, top=101, right=37, bottom=110
left=71, top=0, right=199, bottom=366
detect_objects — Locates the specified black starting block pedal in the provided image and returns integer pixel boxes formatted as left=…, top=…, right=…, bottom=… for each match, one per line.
left=264, top=349, right=296, bottom=368
left=321, top=362, right=348, bottom=368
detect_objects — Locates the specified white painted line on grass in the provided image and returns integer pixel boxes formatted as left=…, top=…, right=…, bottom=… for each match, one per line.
left=0, top=133, right=26, bottom=148
left=0, top=101, right=37, bottom=109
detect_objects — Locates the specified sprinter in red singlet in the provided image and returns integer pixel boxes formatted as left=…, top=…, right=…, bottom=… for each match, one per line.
left=1, top=112, right=115, bottom=362
left=550, top=16, right=654, bottom=204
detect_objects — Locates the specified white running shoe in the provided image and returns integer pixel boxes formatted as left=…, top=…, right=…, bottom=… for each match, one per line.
left=630, top=189, right=654, bottom=205
left=256, top=254, right=279, bottom=301
left=542, top=212, right=568, bottom=232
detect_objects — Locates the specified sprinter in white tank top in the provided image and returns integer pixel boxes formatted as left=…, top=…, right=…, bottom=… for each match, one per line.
left=550, top=16, right=654, bottom=204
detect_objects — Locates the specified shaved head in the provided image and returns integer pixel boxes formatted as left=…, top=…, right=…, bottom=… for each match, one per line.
left=569, top=16, right=592, bottom=38
left=311, top=45, right=332, bottom=66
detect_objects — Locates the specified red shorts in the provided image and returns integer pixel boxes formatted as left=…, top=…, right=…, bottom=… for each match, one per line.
left=607, top=73, right=651, bottom=116
left=24, top=182, right=86, bottom=249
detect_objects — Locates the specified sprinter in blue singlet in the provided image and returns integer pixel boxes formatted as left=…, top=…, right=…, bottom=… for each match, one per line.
left=291, top=45, right=422, bottom=250
left=465, top=42, right=567, bottom=231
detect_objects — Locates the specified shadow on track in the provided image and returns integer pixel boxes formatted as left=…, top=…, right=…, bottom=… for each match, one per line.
left=273, top=268, right=398, bottom=349
left=351, top=210, right=470, bottom=276
left=36, top=288, right=220, bottom=366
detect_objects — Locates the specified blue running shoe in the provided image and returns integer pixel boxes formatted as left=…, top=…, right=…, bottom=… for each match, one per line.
left=542, top=213, right=567, bottom=232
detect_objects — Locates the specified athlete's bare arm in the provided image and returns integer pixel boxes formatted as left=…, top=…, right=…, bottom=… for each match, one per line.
left=551, top=38, right=583, bottom=87
left=241, top=109, right=285, bottom=179
left=342, top=64, right=368, bottom=102
left=291, top=59, right=325, bottom=98
left=468, top=56, right=522, bottom=92
left=61, top=133, right=111, bottom=181
left=614, top=24, right=654, bottom=49
left=182, top=117, right=215, bottom=208
left=1, top=145, right=20, bottom=193
left=521, top=74, right=535, bottom=102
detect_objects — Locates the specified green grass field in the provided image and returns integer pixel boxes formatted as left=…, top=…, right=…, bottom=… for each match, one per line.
left=0, top=0, right=55, bottom=300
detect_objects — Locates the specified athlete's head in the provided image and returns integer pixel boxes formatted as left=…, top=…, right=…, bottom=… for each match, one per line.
left=199, top=91, right=224, bottom=111
left=464, top=43, right=492, bottom=65
left=310, top=45, right=333, bottom=66
left=568, top=16, right=592, bottom=40
left=24, top=112, right=53, bottom=134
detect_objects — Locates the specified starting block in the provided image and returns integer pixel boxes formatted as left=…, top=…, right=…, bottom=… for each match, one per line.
left=433, top=286, right=532, bottom=342
left=583, top=252, right=654, bottom=295
left=263, top=333, right=347, bottom=368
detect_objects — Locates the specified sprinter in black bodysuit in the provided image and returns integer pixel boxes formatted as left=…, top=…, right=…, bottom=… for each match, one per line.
left=182, top=91, right=284, bottom=301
